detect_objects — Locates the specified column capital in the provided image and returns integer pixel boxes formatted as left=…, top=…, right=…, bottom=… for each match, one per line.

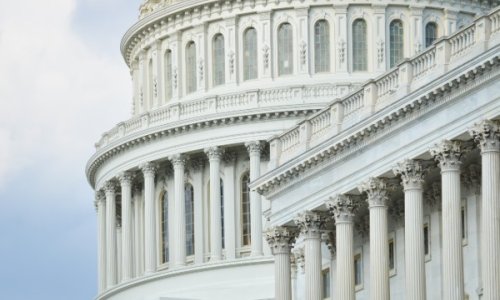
left=358, top=177, right=389, bottom=207
left=294, top=211, right=326, bottom=238
left=393, top=159, right=426, bottom=190
left=245, top=141, right=264, bottom=156
left=140, top=162, right=159, bottom=176
left=327, top=194, right=356, bottom=224
left=266, top=226, right=298, bottom=255
left=169, top=154, right=188, bottom=168
left=117, top=171, right=135, bottom=186
left=204, top=146, right=224, bottom=161
left=430, top=140, right=462, bottom=171
left=469, top=119, right=500, bottom=153
left=94, top=190, right=105, bottom=211
left=103, top=180, right=117, bottom=196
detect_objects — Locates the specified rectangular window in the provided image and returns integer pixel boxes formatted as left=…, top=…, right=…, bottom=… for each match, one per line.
left=354, top=253, right=362, bottom=287
left=322, top=268, right=330, bottom=299
left=424, top=223, right=430, bottom=257
left=461, top=201, right=468, bottom=245
left=389, top=237, right=395, bottom=275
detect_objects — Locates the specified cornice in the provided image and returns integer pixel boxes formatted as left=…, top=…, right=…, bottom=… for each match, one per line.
left=85, top=107, right=319, bottom=188
left=252, top=47, right=500, bottom=197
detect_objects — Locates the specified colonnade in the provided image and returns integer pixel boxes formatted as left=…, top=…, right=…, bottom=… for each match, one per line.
left=267, top=120, right=500, bottom=300
left=94, top=141, right=265, bottom=292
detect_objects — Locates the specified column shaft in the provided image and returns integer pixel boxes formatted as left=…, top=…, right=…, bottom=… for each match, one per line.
left=304, top=234, right=322, bottom=300
left=119, top=173, right=134, bottom=281
left=246, top=142, right=263, bottom=256
left=370, top=206, right=390, bottom=300
left=336, top=222, right=354, bottom=300
left=206, top=147, right=223, bottom=261
left=266, top=226, right=295, bottom=300
left=172, top=156, right=186, bottom=267
left=133, top=189, right=143, bottom=276
left=141, top=163, right=158, bottom=274
left=96, top=193, right=107, bottom=292
left=104, top=182, right=117, bottom=287
left=480, top=146, right=500, bottom=299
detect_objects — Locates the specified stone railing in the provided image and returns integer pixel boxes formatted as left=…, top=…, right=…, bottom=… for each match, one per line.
left=269, top=7, right=500, bottom=167
left=95, top=83, right=351, bottom=149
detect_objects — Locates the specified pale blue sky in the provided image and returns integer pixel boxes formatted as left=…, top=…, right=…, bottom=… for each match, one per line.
left=0, top=1, right=140, bottom=299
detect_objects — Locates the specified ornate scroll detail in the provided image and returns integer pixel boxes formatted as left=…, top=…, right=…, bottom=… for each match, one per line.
left=140, top=162, right=159, bottom=176
left=393, top=159, right=426, bottom=190
left=469, top=119, right=500, bottom=152
left=338, top=39, right=346, bottom=63
left=228, top=50, right=235, bottom=74
left=245, top=141, right=264, bottom=156
left=266, top=226, right=298, bottom=255
left=204, top=146, right=224, bottom=161
left=425, top=181, right=441, bottom=209
left=322, top=230, right=336, bottom=257
left=262, top=45, right=270, bottom=69
left=292, top=246, right=305, bottom=274
left=117, top=171, right=135, bottom=186
left=430, top=140, right=462, bottom=171
left=358, top=177, right=389, bottom=207
left=169, top=154, right=187, bottom=168
left=299, top=41, right=307, bottom=65
left=377, top=40, right=385, bottom=64
left=294, top=211, right=326, bottom=238
left=103, top=180, right=117, bottom=196
left=327, top=194, right=356, bottom=223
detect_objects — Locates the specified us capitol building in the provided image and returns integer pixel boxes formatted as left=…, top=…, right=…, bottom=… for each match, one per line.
left=85, top=0, right=500, bottom=299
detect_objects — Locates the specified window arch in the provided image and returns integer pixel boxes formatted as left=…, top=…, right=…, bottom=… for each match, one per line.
left=212, top=34, right=225, bottom=86
left=352, top=19, right=367, bottom=71
left=164, top=50, right=172, bottom=102
left=243, top=27, right=258, bottom=80
left=314, top=20, right=330, bottom=73
left=161, top=191, right=169, bottom=263
left=241, top=172, right=251, bottom=246
left=278, top=23, right=294, bottom=76
left=425, top=22, right=438, bottom=48
left=185, top=184, right=195, bottom=256
left=389, top=20, right=404, bottom=68
left=186, top=41, right=197, bottom=94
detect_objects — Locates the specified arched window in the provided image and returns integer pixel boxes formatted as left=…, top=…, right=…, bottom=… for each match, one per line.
left=164, top=50, right=172, bottom=102
left=241, top=172, right=251, bottom=246
left=352, top=19, right=367, bottom=71
left=425, top=22, right=438, bottom=48
left=186, top=41, right=197, bottom=94
left=161, top=191, right=169, bottom=263
left=314, top=20, right=330, bottom=73
left=278, top=23, right=293, bottom=76
left=185, top=184, right=195, bottom=256
left=389, top=20, right=404, bottom=68
left=212, top=34, right=225, bottom=86
left=243, top=27, right=258, bottom=80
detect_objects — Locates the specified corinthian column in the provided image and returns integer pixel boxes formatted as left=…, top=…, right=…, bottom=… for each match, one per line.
left=133, top=185, right=143, bottom=277
left=359, top=178, right=390, bottom=300
left=266, top=226, right=297, bottom=300
left=104, top=181, right=117, bottom=288
left=140, top=162, right=158, bottom=274
left=470, top=120, right=500, bottom=300
left=393, top=160, right=426, bottom=300
left=170, top=154, right=186, bottom=267
left=118, top=172, right=134, bottom=282
left=95, top=191, right=107, bottom=292
left=205, top=147, right=224, bottom=261
left=430, top=140, right=464, bottom=300
left=327, top=195, right=356, bottom=300
left=245, top=141, right=264, bottom=256
left=294, top=211, right=325, bottom=300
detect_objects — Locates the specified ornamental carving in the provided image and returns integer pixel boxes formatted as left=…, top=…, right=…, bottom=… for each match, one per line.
left=245, top=141, right=264, bottom=156
left=153, top=77, right=158, bottom=98
left=392, top=159, right=426, bottom=190
left=223, top=152, right=237, bottom=164
left=198, top=59, right=204, bottom=82
left=204, top=146, right=224, bottom=161
left=117, top=171, right=135, bottom=186
left=469, top=119, right=500, bottom=152
left=292, top=247, right=305, bottom=274
left=354, top=201, right=369, bottom=237
left=430, top=140, right=462, bottom=171
left=103, top=180, right=117, bottom=195
left=94, top=190, right=105, bottom=211
left=169, top=154, right=187, bottom=168
left=172, top=68, right=178, bottom=89
left=228, top=51, right=235, bottom=74
left=327, top=194, right=356, bottom=223
left=338, top=39, right=346, bottom=63
left=294, top=211, right=326, bottom=237
left=388, top=197, right=405, bottom=225
left=322, top=230, right=336, bottom=257
left=358, top=177, right=389, bottom=207
left=262, top=45, right=270, bottom=69
left=425, top=181, right=441, bottom=209
left=299, top=41, right=307, bottom=66
left=266, top=226, right=298, bottom=255
left=140, top=162, right=159, bottom=176
left=189, top=157, right=205, bottom=171
left=461, top=164, right=481, bottom=195
left=377, top=40, right=385, bottom=64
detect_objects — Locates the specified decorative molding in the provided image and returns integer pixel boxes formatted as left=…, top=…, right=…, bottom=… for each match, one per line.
left=430, top=140, right=463, bottom=171
left=469, top=119, right=500, bottom=152
left=140, top=162, right=159, bottom=176
left=461, top=164, right=481, bottom=195
left=266, top=226, right=298, bottom=255
left=294, top=211, right=326, bottom=238
left=321, top=230, right=336, bottom=257
left=169, top=154, right=188, bottom=168
left=245, top=141, right=264, bottom=156
left=392, top=159, right=426, bottom=190
left=326, top=194, right=356, bottom=223
left=358, top=177, right=389, bottom=208
left=118, top=171, right=135, bottom=186
left=204, top=146, right=224, bottom=161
